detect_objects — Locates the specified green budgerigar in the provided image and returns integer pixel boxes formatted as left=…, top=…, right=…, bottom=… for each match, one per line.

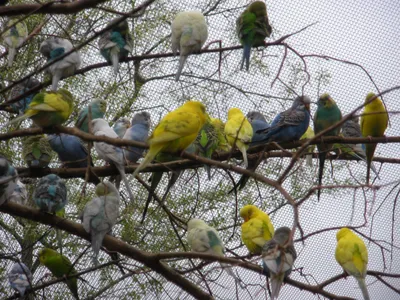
left=75, top=99, right=107, bottom=133
left=39, top=248, right=79, bottom=299
left=22, top=134, right=53, bottom=168
left=314, top=94, right=342, bottom=201
left=2, top=18, right=28, bottom=66
left=236, top=1, right=272, bottom=71
left=210, top=117, right=231, bottom=152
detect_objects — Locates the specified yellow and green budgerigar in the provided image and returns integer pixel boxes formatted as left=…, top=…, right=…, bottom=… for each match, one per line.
left=361, top=92, right=388, bottom=184
left=39, top=248, right=79, bottom=299
left=2, top=18, right=28, bottom=67
left=335, top=228, right=370, bottom=300
left=22, top=134, right=53, bottom=168
left=300, top=126, right=315, bottom=168
left=240, top=205, right=274, bottom=254
left=224, top=108, right=253, bottom=168
left=210, top=117, right=231, bottom=152
left=5, top=89, right=74, bottom=128
left=133, top=100, right=208, bottom=177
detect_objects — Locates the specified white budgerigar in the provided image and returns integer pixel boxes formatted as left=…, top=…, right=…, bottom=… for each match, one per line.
left=0, top=155, right=18, bottom=206
left=171, top=11, right=208, bottom=81
left=91, top=118, right=134, bottom=202
left=8, top=179, right=28, bottom=205
left=8, top=262, right=33, bottom=297
left=39, top=37, right=82, bottom=91
left=187, top=219, right=244, bottom=288
left=82, top=181, right=120, bottom=266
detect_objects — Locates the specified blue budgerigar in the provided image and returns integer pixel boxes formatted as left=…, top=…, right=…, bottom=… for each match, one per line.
left=22, top=134, right=53, bottom=168
left=75, top=99, right=107, bottom=133
left=33, top=174, right=67, bottom=213
left=9, top=179, right=28, bottom=205
left=123, top=112, right=151, bottom=164
left=0, top=155, right=18, bottom=206
left=112, top=118, right=130, bottom=138
left=9, top=78, right=41, bottom=115
left=98, top=19, right=133, bottom=75
left=2, top=18, right=28, bottom=66
left=82, top=181, right=120, bottom=266
left=8, top=262, right=33, bottom=297
left=39, top=37, right=82, bottom=91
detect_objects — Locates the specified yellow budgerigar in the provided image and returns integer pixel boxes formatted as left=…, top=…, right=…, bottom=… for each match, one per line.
left=335, top=228, right=370, bottom=300
left=300, top=126, right=315, bottom=167
left=210, top=117, right=231, bottom=152
left=240, top=205, right=274, bottom=254
left=133, top=100, right=208, bottom=177
left=224, top=108, right=253, bottom=167
left=360, top=92, right=388, bottom=184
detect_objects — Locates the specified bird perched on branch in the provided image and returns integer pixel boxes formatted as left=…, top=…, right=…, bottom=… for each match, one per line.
left=8, top=262, right=33, bottom=297
left=335, top=228, right=370, bottom=300
left=39, top=37, right=81, bottom=91
left=9, top=78, right=41, bottom=115
left=99, top=19, right=133, bottom=76
left=123, top=112, right=151, bottom=164
left=236, top=1, right=272, bottom=71
left=224, top=108, right=253, bottom=168
left=9, top=179, right=27, bottom=205
left=360, top=92, right=388, bottom=184
left=113, top=117, right=130, bottom=138
left=262, top=227, right=297, bottom=300
left=171, top=11, right=208, bottom=81
left=300, top=126, right=315, bottom=167
left=0, top=155, right=18, bottom=206
left=82, top=181, right=120, bottom=266
left=2, top=18, right=28, bottom=67
left=132, top=101, right=208, bottom=177
left=4, top=88, right=74, bottom=128
left=210, top=117, right=231, bottom=152
left=75, top=99, right=107, bottom=134
left=22, top=134, right=53, bottom=168
left=34, top=174, right=67, bottom=214
left=240, top=205, right=274, bottom=254
left=39, top=248, right=79, bottom=299
left=314, top=93, right=342, bottom=201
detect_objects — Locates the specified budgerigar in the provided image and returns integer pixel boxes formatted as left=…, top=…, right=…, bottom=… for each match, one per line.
left=2, top=18, right=28, bottom=66
left=75, top=99, right=107, bottom=133
left=82, top=181, right=120, bottom=266
left=361, top=92, right=388, bottom=184
left=262, top=227, right=297, bottom=300
left=113, top=117, right=130, bottom=138
left=240, top=205, right=274, bottom=254
left=22, top=134, right=53, bottom=168
left=210, top=117, right=231, bottom=152
left=300, top=126, right=315, bottom=167
left=99, top=19, right=133, bottom=75
left=40, top=37, right=81, bottom=91
left=9, top=78, right=41, bottom=115
left=123, top=112, right=151, bottom=164
left=187, top=219, right=244, bottom=288
left=39, top=248, right=79, bottom=299
left=171, top=11, right=208, bottom=81
left=8, top=262, right=33, bottom=297
left=9, top=179, right=27, bottom=205
left=224, top=108, right=253, bottom=168
left=314, top=94, right=342, bottom=201
left=133, top=101, right=208, bottom=177
left=4, top=89, right=74, bottom=128
left=33, top=174, right=67, bottom=213
left=91, top=118, right=135, bottom=202
left=335, top=228, right=370, bottom=300
left=236, top=1, right=272, bottom=71
left=0, top=155, right=18, bottom=206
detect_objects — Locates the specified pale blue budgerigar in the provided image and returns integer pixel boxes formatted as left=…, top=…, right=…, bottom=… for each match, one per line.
left=0, top=154, right=18, bottom=206
left=9, top=78, right=41, bottom=115
left=33, top=174, right=67, bottom=213
left=99, top=19, right=133, bottom=75
left=9, top=179, right=27, bottom=205
left=82, top=181, right=120, bottom=266
left=262, top=227, right=297, bottom=300
left=8, top=262, right=33, bottom=297
left=112, top=118, right=130, bottom=138
left=123, top=112, right=151, bottom=164
left=91, top=118, right=135, bottom=202
left=22, top=134, right=53, bottom=168
left=187, top=219, right=245, bottom=288
left=39, top=37, right=82, bottom=91
left=171, top=11, right=208, bottom=81
left=2, top=18, right=28, bottom=66
left=75, top=99, right=107, bottom=133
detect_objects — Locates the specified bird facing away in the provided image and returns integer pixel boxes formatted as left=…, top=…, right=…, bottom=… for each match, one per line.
left=313, top=93, right=342, bottom=201
left=8, top=262, right=33, bottom=297
left=9, top=77, right=41, bottom=115
left=262, top=227, right=297, bottom=300
left=187, top=218, right=244, bottom=288
left=236, top=1, right=272, bottom=70
left=113, top=117, right=131, bottom=138
left=82, top=181, right=120, bottom=266
left=99, top=19, right=133, bottom=75
left=123, top=112, right=151, bottom=164
left=22, top=134, right=53, bottom=168
left=360, top=92, right=388, bottom=184
left=0, top=155, right=18, bottom=206
left=224, top=108, right=253, bottom=168
left=132, top=100, right=208, bottom=177
left=2, top=18, right=28, bottom=66
left=335, top=228, right=370, bottom=300
left=75, top=99, right=107, bottom=133
left=171, top=11, right=208, bottom=81
left=39, top=37, right=82, bottom=91
left=240, top=204, right=274, bottom=254
left=33, top=174, right=67, bottom=214
left=39, top=248, right=79, bottom=299
left=8, top=179, right=28, bottom=205
left=210, top=117, right=231, bottom=152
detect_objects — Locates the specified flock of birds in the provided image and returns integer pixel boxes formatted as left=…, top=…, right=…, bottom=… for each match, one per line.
left=1, top=1, right=388, bottom=299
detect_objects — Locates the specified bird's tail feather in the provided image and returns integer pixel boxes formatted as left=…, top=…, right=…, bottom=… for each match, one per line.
left=270, top=275, right=284, bottom=300
left=51, top=71, right=62, bottom=91
left=317, top=152, right=325, bottom=201
left=241, top=44, right=251, bottom=71
left=204, top=164, right=212, bottom=180
left=7, top=47, right=16, bottom=67
left=175, top=55, right=187, bottom=81
left=133, top=144, right=163, bottom=177
left=306, top=154, right=313, bottom=168
left=117, top=165, right=135, bottom=202
left=56, top=228, right=63, bottom=255
left=357, top=277, right=370, bottom=300
left=220, top=263, right=245, bottom=289
left=141, top=171, right=163, bottom=223
left=111, top=52, right=119, bottom=75
left=237, top=143, right=248, bottom=168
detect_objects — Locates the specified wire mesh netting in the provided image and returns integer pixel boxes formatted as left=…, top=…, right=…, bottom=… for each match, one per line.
left=0, top=0, right=399, bottom=299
